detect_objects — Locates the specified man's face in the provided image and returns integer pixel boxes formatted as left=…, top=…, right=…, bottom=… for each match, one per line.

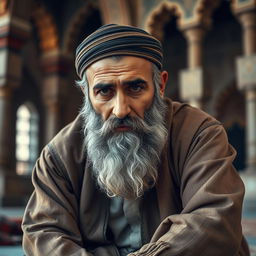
left=82, top=56, right=168, bottom=198
left=86, top=56, right=164, bottom=129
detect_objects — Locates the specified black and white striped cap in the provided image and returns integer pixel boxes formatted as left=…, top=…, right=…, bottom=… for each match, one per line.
left=75, top=24, right=163, bottom=79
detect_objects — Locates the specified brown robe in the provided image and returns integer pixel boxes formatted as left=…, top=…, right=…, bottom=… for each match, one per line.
left=22, top=99, right=250, bottom=256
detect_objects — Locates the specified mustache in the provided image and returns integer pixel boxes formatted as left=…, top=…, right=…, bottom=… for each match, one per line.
left=97, top=116, right=152, bottom=136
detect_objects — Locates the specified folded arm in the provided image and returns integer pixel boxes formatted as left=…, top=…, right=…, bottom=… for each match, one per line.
left=129, top=124, right=247, bottom=256
left=22, top=147, right=119, bottom=256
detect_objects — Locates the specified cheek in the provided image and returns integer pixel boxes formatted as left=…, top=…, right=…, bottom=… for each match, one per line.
left=90, top=99, right=111, bottom=121
left=133, top=95, right=154, bottom=118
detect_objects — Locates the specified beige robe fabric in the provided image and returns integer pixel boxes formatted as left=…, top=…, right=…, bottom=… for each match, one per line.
left=22, top=99, right=250, bottom=256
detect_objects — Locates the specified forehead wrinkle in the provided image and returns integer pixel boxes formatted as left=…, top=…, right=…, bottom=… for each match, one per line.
left=86, top=56, right=154, bottom=88
left=91, top=71, right=148, bottom=88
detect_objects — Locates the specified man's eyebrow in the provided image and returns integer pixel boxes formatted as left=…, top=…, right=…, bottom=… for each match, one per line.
left=124, top=78, right=147, bottom=86
left=93, top=83, right=114, bottom=90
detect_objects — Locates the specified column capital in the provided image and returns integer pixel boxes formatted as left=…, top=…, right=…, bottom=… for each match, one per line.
left=232, top=0, right=256, bottom=16
left=182, top=26, right=207, bottom=43
left=182, top=25, right=207, bottom=69
left=237, top=10, right=256, bottom=28
left=234, top=8, right=256, bottom=55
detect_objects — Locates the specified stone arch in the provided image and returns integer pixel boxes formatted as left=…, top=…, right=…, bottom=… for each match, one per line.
left=63, top=1, right=102, bottom=56
left=145, top=0, right=221, bottom=40
left=192, top=0, right=221, bottom=29
left=144, top=1, right=183, bottom=40
left=31, top=2, right=59, bottom=53
left=144, top=2, right=186, bottom=100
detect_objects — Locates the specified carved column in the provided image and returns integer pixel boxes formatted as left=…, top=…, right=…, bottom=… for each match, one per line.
left=235, top=10, right=256, bottom=172
left=240, top=12, right=256, bottom=171
left=234, top=6, right=256, bottom=237
left=0, top=12, right=31, bottom=205
left=174, top=0, right=221, bottom=109
left=41, top=51, right=72, bottom=143
left=180, top=26, right=206, bottom=108
left=0, top=16, right=30, bottom=168
left=184, top=27, right=206, bottom=69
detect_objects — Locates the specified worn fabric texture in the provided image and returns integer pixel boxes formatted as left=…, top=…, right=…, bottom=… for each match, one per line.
left=22, top=99, right=250, bottom=256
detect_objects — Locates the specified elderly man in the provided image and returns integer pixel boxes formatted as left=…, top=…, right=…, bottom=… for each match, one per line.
left=22, top=24, right=249, bottom=256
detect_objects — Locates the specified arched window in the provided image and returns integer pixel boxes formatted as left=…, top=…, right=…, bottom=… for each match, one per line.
left=16, top=103, right=39, bottom=175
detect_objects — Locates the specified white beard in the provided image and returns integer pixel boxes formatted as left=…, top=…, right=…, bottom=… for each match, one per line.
left=80, top=91, right=167, bottom=199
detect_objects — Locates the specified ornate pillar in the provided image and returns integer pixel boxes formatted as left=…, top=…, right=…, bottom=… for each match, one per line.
left=233, top=5, right=256, bottom=243
left=180, top=26, right=207, bottom=108
left=177, top=0, right=221, bottom=109
left=0, top=10, right=31, bottom=205
left=234, top=5, right=256, bottom=173
left=40, top=51, right=72, bottom=143
left=184, top=27, right=206, bottom=69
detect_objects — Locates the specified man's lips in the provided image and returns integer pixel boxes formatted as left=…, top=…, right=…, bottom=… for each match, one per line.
left=115, top=125, right=132, bottom=132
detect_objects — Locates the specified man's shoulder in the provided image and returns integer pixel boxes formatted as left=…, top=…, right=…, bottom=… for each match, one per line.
left=164, top=98, right=221, bottom=145
left=165, top=98, right=220, bottom=130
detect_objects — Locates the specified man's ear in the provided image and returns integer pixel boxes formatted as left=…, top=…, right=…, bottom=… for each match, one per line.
left=159, top=71, right=168, bottom=97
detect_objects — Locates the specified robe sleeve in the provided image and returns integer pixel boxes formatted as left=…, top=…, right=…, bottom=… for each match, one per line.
left=22, top=146, right=119, bottom=256
left=128, top=124, right=249, bottom=256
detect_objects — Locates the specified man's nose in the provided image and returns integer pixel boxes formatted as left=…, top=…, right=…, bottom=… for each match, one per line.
left=112, top=92, right=131, bottom=119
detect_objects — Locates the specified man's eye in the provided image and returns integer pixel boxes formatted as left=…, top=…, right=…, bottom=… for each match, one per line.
left=98, top=88, right=112, bottom=96
left=129, top=85, right=144, bottom=93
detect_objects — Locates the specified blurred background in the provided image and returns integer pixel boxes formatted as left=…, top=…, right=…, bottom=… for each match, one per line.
left=0, top=0, right=255, bottom=254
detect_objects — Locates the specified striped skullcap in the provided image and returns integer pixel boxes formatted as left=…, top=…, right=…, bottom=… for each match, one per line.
left=75, top=24, right=163, bottom=79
